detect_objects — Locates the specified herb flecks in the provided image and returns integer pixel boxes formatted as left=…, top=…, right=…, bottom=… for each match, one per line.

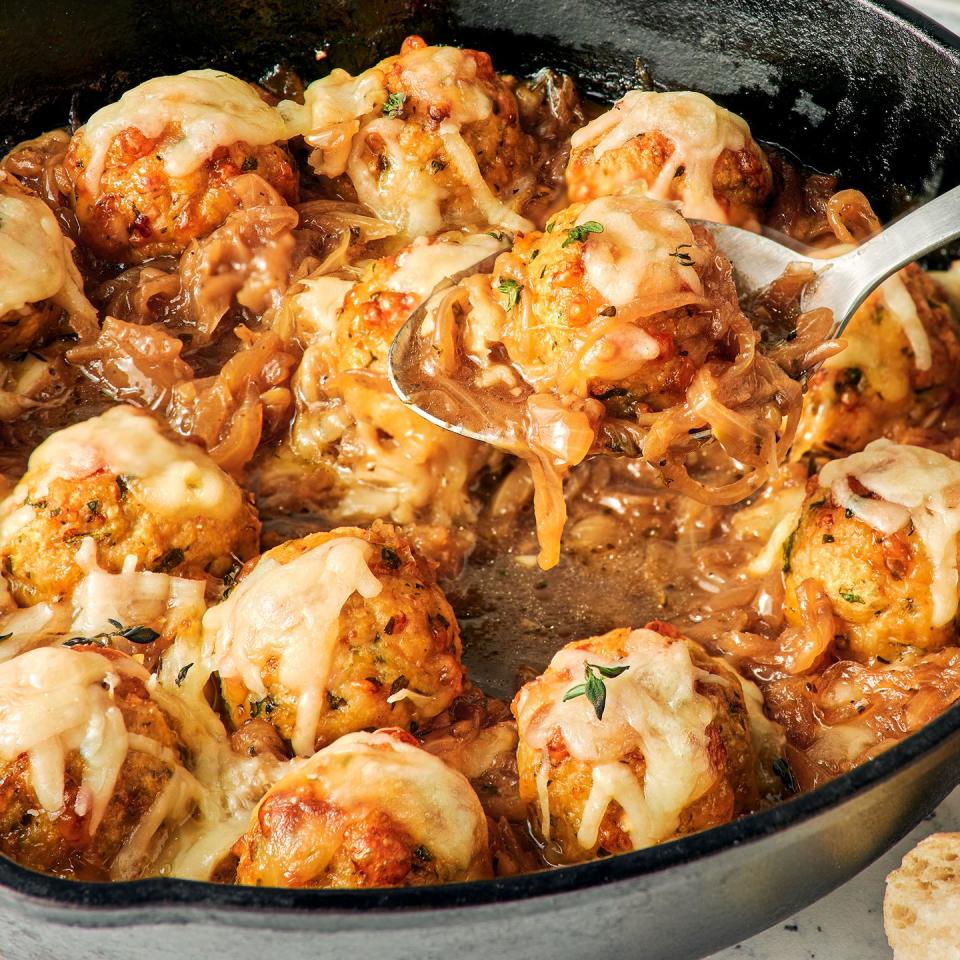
left=175, top=662, right=194, bottom=687
left=382, top=92, right=407, bottom=118
left=839, top=590, right=865, bottom=604
left=497, top=278, right=523, bottom=311
left=380, top=546, right=401, bottom=570
left=561, top=220, right=604, bottom=248
left=669, top=243, right=695, bottom=267
left=249, top=695, right=277, bottom=719
left=563, top=662, right=630, bottom=720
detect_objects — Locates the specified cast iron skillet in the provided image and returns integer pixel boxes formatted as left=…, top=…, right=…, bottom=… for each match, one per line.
left=1, top=1, right=960, bottom=958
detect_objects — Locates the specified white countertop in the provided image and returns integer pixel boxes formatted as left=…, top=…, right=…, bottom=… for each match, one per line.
left=709, top=2, right=960, bottom=957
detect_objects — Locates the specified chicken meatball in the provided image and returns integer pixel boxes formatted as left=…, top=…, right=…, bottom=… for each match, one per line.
left=0, top=645, right=200, bottom=880
left=783, top=440, right=960, bottom=663
left=794, top=266, right=960, bottom=459
left=64, top=70, right=297, bottom=262
left=565, top=90, right=772, bottom=227
left=204, top=522, right=464, bottom=757
left=256, top=232, right=501, bottom=532
left=0, top=405, right=260, bottom=604
left=455, top=192, right=798, bottom=566
left=0, top=173, right=97, bottom=354
left=280, top=36, right=538, bottom=238
left=233, top=728, right=491, bottom=888
left=512, top=625, right=763, bottom=863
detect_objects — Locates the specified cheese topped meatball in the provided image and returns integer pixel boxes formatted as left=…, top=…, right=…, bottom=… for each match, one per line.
left=794, top=266, right=960, bottom=459
left=203, top=523, right=463, bottom=757
left=565, top=90, right=772, bottom=227
left=0, top=174, right=97, bottom=355
left=0, top=406, right=260, bottom=604
left=258, top=232, right=501, bottom=529
left=512, top=626, right=764, bottom=863
left=280, top=35, right=537, bottom=238
left=0, top=646, right=201, bottom=880
left=64, top=70, right=297, bottom=261
left=233, top=728, right=491, bottom=888
left=783, top=440, right=960, bottom=663
left=455, top=192, right=798, bottom=566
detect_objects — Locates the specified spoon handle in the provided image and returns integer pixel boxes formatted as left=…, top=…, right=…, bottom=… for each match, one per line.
left=828, top=183, right=960, bottom=333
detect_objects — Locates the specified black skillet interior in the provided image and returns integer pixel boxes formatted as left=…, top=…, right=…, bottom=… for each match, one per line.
left=1, top=0, right=960, bottom=923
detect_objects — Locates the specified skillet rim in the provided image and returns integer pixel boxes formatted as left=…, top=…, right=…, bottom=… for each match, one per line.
left=0, top=0, right=959, bottom=918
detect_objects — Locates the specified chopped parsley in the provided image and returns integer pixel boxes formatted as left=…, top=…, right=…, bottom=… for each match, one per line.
left=781, top=529, right=797, bottom=573
left=561, top=220, right=604, bottom=248
left=175, top=662, right=194, bottom=687
left=497, top=278, right=523, bottom=311
left=249, top=695, right=277, bottom=719
left=669, top=243, right=695, bottom=266
left=839, top=590, right=864, bottom=604
left=382, top=92, right=407, bottom=118
left=563, top=662, right=630, bottom=720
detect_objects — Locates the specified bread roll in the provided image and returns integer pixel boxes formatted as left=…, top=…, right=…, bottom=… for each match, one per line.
left=885, top=832, right=960, bottom=959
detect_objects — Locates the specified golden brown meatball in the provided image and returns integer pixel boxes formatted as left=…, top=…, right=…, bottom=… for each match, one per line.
left=254, top=232, right=501, bottom=532
left=0, top=173, right=97, bottom=354
left=455, top=192, right=798, bottom=566
left=0, top=645, right=200, bottom=880
left=233, top=728, right=491, bottom=888
left=0, top=405, right=260, bottom=604
left=565, top=90, right=772, bottom=227
left=204, top=522, right=464, bottom=757
left=783, top=440, right=960, bottom=663
left=794, top=265, right=960, bottom=459
left=512, top=624, right=763, bottom=863
left=281, top=36, right=538, bottom=238
left=64, top=70, right=297, bottom=262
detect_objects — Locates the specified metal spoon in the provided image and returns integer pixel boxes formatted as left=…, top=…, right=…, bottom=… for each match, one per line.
left=388, top=184, right=960, bottom=446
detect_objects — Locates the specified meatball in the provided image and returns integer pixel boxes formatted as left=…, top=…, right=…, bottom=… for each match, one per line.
left=565, top=90, right=772, bottom=227
left=0, top=645, right=199, bottom=880
left=794, top=266, right=960, bottom=459
left=0, top=405, right=260, bottom=604
left=64, top=70, right=296, bottom=262
left=204, top=522, right=464, bottom=757
left=0, top=174, right=97, bottom=353
left=281, top=36, right=538, bottom=237
left=455, top=192, right=797, bottom=566
left=233, top=728, right=491, bottom=888
left=512, top=625, right=762, bottom=863
left=783, top=440, right=960, bottom=663
left=255, top=232, right=501, bottom=532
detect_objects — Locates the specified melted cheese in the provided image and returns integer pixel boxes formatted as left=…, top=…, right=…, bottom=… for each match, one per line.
left=71, top=550, right=206, bottom=641
left=279, top=67, right=388, bottom=176
left=394, top=45, right=494, bottom=127
left=0, top=647, right=199, bottom=864
left=384, top=233, right=504, bottom=301
left=1, top=406, right=244, bottom=537
left=283, top=274, right=355, bottom=347
left=203, top=536, right=382, bottom=756
left=0, top=192, right=97, bottom=323
left=819, top=440, right=960, bottom=626
left=578, top=194, right=703, bottom=314
left=263, top=730, right=487, bottom=874
left=81, top=70, right=286, bottom=191
left=879, top=271, right=931, bottom=371
left=514, top=628, right=718, bottom=849
left=0, top=602, right=72, bottom=664
left=571, top=90, right=753, bottom=223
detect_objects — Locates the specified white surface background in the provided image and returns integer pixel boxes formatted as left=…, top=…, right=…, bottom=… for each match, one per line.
left=708, top=1, right=960, bottom=957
